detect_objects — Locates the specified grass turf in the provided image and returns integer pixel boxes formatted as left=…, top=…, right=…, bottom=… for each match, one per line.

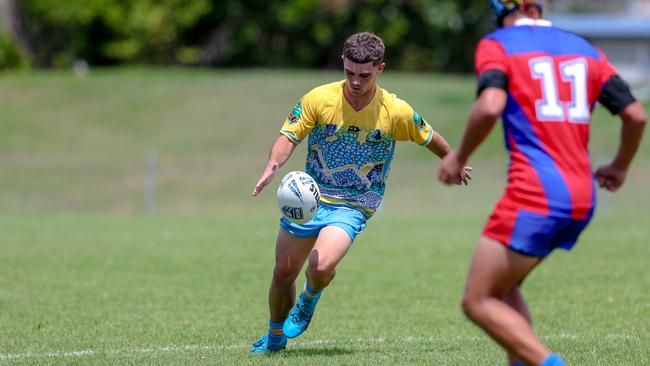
left=0, top=68, right=648, bottom=365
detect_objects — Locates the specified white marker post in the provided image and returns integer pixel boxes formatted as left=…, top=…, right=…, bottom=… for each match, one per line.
left=145, top=152, right=157, bottom=215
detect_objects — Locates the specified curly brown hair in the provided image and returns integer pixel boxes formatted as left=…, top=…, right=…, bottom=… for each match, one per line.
left=342, top=32, right=385, bottom=66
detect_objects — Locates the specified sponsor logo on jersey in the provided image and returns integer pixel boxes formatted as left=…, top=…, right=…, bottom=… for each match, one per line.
left=347, top=126, right=361, bottom=133
left=326, top=124, right=337, bottom=136
left=413, top=112, right=425, bottom=130
left=367, top=129, right=383, bottom=142
left=287, top=101, right=302, bottom=124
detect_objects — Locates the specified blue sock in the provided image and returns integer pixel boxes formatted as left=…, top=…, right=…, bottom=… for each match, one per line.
left=541, top=353, right=565, bottom=366
left=510, top=363, right=526, bottom=366
left=299, top=284, right=322, bottom=315
left=304, top=283, right=321, bottom=298
left=268, top=320, right=285, bottom=343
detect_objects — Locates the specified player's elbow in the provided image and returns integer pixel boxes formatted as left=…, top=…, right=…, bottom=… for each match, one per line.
left=482, top=104, right=503, bottom=120
left=473, top=102, right=503, bottom=122
left=620, top=102, right=647, bottom=126
left=476, top=89, right=506, bottom=120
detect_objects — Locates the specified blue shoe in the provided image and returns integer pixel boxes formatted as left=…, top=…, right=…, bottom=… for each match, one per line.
left=250, top=334, right=287, bottom=353
left=283, top=290, right=321, bottom=338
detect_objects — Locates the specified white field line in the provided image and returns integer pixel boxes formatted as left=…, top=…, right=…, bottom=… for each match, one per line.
left=0, top=334, right=640, bottom=361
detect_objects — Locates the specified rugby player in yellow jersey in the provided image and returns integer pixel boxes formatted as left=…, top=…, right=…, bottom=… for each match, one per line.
left=250, top=32, right=472, bottom=353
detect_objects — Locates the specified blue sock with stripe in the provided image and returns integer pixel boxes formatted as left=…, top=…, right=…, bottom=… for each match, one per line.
left=300, top=283, right=322, bottom=315
left=304, top=283, right=321, bottom=297
left=267, top=320, right=285, bottom=344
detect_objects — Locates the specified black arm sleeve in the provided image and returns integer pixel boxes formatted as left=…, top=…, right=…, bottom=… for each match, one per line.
left=477, top=69, right=508, bottom=97
left=598, top=74, right=636, bottom=115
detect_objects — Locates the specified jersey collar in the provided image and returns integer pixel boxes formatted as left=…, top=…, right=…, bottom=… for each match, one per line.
left=342, top=81, right=380, bottom=113
left=514, top=18, right=552, bottom=27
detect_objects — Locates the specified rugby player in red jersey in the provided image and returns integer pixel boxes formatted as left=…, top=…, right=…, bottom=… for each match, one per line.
left=438, top=1, right=646, bottom=365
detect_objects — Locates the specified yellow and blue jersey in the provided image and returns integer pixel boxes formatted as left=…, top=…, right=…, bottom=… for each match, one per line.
left=280, top=80, right=434, bottom=217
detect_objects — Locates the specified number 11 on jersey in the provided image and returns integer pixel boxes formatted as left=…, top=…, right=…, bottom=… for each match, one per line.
left=530, top=57, right=590, bottom=124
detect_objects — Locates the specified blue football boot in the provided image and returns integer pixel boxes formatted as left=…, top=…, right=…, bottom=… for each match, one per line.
left=283, top=288, right=322, bottom=338
left=250, top=333, right=287, bottom=353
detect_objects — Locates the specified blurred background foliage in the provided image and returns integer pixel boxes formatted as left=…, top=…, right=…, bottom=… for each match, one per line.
left=0, top=0, right=493, bottom=71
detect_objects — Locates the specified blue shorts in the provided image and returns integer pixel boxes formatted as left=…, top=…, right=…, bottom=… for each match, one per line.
left=485, top=207, right=592, bottom=257
left=280, top=203, right=368, bottom=241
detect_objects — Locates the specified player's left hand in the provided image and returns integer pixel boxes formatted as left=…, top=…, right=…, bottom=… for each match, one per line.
left=438, top=151, right=468, bottom=185
left=595, top=163, right=627, bottom=192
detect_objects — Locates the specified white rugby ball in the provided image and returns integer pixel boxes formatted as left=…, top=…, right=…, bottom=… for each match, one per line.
left=277, top=171, right=321, bottom=224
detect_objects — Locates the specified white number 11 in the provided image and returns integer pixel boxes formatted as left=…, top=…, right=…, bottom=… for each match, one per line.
left=530, top=57, right=590, bottom=123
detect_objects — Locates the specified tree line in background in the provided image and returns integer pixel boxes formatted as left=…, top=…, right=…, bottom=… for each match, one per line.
left=0, top=0, right=495, bottom=72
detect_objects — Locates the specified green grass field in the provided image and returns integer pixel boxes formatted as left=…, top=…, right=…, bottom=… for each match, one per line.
left=0, top=68, right=649, bottom=365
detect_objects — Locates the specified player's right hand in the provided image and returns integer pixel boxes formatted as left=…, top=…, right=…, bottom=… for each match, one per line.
left=251, top=164, right=279, bottom=196
left=595, top=163, right=627, bottom=192
left=459, top=166, right=473, bottom=185
left=438, top=151, right=464, bottom=186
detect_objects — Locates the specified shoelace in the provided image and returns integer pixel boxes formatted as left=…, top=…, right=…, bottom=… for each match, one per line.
left=290, top=302, right=311, bottom=324
left=252, top=337, right=265, bottom=348
left=254, top=335, right=284, bottom=350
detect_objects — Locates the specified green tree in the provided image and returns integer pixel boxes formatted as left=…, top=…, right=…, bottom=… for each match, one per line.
left=6, top=0, right=494, bottom=71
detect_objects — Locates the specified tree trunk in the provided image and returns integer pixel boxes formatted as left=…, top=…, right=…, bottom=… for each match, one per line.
left=4, top=0, right=32, bottom=59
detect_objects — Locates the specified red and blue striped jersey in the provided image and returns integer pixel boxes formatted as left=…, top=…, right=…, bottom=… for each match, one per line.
left=475, top=19, right=618, bottom=219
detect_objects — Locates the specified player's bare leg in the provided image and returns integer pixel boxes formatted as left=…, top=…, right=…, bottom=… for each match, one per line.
left=305, top=225, right=353, bottom=291
left=461, top=236, right=550, bottom=365
left=269, top=228, right=316, bottom=322
left=284, top=225, right=353, bottom=338
left=252, top=228, right=315, bottom=353
left=504, top=285, right=533, bottom=365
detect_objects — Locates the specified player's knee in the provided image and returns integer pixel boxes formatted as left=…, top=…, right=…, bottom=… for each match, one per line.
left=460, top=297, right=472, bottom=318
left=461, top=293, right=480, bottom=320
left=272, top=264, right=300, bottom=285
left=306, top=263, right=336, bottom=282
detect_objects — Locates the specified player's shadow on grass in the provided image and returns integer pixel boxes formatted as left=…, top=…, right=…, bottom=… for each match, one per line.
left=283, top=346, right=355, bottom=356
